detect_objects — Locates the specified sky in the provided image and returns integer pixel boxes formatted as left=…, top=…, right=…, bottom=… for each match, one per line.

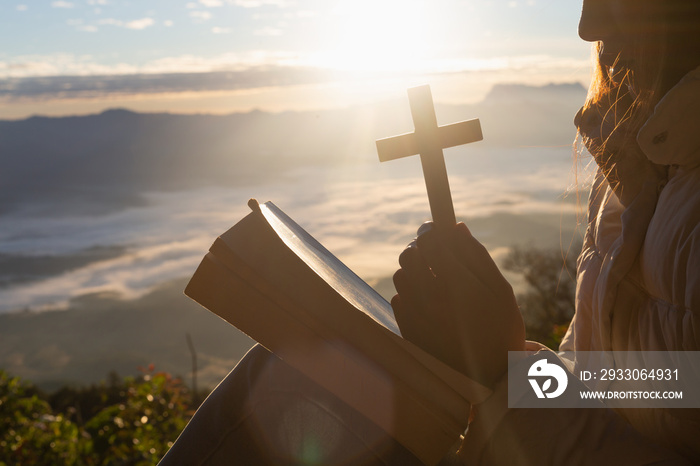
left=0, top=0, right=591, bottom=118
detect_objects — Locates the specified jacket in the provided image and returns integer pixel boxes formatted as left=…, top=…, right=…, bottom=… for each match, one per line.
left=459, top=67, right=700, bottom=465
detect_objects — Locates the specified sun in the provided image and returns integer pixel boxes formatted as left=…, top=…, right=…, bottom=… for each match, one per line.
left=318, top=0, right=438, bottom=74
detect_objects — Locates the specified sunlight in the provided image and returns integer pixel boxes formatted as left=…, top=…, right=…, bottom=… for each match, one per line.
left=318, top=0, right=440, bottom=73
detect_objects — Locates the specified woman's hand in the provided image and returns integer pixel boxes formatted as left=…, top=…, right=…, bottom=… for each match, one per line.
left=391, top=222, right=525, bottom=388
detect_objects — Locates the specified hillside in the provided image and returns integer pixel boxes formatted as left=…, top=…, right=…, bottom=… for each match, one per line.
left=0, top=278, right=254, bottom=392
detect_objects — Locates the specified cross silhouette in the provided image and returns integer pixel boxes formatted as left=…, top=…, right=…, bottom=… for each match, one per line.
left=376, top=85, right=482, bottom=230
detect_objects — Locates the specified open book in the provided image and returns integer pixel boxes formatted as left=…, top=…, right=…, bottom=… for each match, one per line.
left=185, top=199, right=492, bottom=465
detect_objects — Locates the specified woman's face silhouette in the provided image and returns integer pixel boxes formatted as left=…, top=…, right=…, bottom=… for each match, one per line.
left=579, top=0, right=700, bottom=93
left=579, top=0, right=641, bottom=69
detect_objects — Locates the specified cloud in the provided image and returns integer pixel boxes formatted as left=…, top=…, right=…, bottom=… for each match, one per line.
left=0, top=49, right=314, bottom=80
left=0, top=236, right=214, bottom=312
left=231, top=0, right=292, bottom=7
left=125, top=18, right=154, bottom=30
left=95, top=17, right=155, bottom=30
left=16, top=4, right=28, bottom=11
left=0, top=156, right=581, bottom=313
left=189, top=10, right=212, bottom=20
left=0, top=67, right=336, bottom=99
left=211, top=27, right=231, bottom=34
left=0, top=50, right=590, bottom=90
left=200, top=0, right=224, bottom=6
left=254, top=26, right=283, bottom=36
left=51, top=1, right=76, bottom=8
left=164, top=20, right=174, bottom=27
left=98, top=18, right=121, bottom=26
left=0, top=185, right=257, bottom=313
left=87, top=0, right=109, bottom=4
left=293, top=10, right=317, bottom=18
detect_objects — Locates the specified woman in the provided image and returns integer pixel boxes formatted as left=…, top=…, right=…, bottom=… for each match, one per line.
left=161, top=0, right=700, bottom=463
left=393, top=0, right=700, bottom=463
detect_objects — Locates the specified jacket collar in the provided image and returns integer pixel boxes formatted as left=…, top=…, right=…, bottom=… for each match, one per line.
left=637, top=66, right=700, bottom=167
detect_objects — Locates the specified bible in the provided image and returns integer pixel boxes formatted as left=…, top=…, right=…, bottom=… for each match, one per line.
left=184, top=199, right=492, bottom=465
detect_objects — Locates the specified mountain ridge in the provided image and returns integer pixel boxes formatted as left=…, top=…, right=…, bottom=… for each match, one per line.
left=0, top=82, right=586, bottom=217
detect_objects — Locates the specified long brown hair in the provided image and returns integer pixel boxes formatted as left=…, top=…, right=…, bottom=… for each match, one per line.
left=582, top=47, right=665, bottom=150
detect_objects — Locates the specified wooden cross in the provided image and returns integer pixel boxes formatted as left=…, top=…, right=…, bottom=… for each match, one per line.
left=376, top=85, right=482, bottom=230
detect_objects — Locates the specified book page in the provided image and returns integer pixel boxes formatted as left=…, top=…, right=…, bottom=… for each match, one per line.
left=259, top=201, right=401, bottom=336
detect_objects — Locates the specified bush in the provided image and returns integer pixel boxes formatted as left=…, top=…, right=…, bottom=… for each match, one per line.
left=0, top=366, right=194, bottom=465
left=49, top=372, right=125, bottom=427
left=84, top=366, right=191, bottom=465
left=0, top=371, right=87, bottom=465
left=503, top=244, right=578, bottom=348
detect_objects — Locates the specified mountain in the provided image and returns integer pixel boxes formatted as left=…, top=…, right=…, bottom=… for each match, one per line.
left=0, top=278, right=255, bottom=392
left=0, top=82, right=586, bottom=216
left=469, top=82, right=586, bottom=146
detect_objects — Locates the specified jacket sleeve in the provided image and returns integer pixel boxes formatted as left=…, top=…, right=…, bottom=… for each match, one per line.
left=457, top=343, right=693, bottom=465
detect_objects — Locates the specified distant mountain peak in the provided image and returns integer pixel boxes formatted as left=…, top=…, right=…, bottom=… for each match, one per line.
left=100, top=108, right=137, bottom=116
left=484, top=82, right=587, bottom=103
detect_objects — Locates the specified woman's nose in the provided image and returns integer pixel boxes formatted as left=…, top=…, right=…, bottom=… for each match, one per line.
left=579, top=0, right=615, bottom=42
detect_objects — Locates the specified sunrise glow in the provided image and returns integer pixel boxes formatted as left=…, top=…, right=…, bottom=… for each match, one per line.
left=0, top=1, right=590, bottom=118
left=312, top=0, right=439, bottom=73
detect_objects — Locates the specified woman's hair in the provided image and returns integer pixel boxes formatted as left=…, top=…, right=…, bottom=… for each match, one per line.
left=583, top=37, right=667, bottom=146
left=571, top=5, right=671, bottom=247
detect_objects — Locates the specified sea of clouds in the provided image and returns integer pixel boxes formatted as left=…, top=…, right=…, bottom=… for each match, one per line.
left=0, top=145, right=594, bottom=314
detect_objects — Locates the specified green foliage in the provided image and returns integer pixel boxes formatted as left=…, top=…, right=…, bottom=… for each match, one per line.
left=0, top=366, right=194, bottom=465
left=0, top=370, right=87, bottom=465
left=49, top=372, right=126, bottom=427
left=503, top=244, right=579, bottom=349
left=84, top=367, right=191, bottom=465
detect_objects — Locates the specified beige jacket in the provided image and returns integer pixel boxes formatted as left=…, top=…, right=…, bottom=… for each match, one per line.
left=460, top=68, right=700, bottom=465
